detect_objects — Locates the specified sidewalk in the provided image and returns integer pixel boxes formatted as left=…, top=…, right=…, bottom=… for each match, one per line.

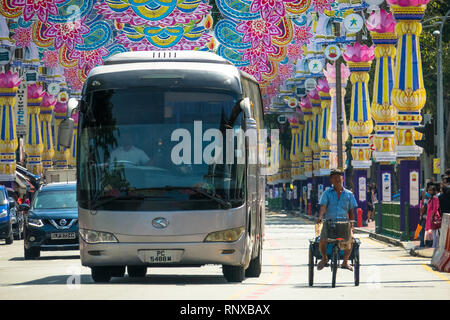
left=268, top=209, right=434, bottom=258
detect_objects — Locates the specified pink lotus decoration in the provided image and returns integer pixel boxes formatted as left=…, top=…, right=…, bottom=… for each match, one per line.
left=288, top=117, right=298, bottom=124
left=386, top=0, right=429, bottom=6
left=27, top=84, right=44, bottom=99
left=312, top=0, right=334, bottom=13
left=43, top=51, right=59, bottom=68
left=11, top=0, right=66, bottom=22
left=316, top=78, right=330, bottom=93
left=44, top=18, right=90, bottom=51
left=12, top=27, right=32, bottom=48
left=54, top=102, right=67, bottom=114
left=366, top=9, right=396, bottom=33
left=307, top=89, right=320, bottom=101
left=40, top=92, right=57, bottom=107
left=300, top=97, right=312, bottom=110
left=236, top=16, right=282, bottom=49
left=250, top=0, right=296, bottom=20
left=0, top=71, right=21, bottom=88
left=323, top=62, right=351, bottom=81
left=71, top=112, right=79, bottom=124
left=343, top=43, right=375, bottom=63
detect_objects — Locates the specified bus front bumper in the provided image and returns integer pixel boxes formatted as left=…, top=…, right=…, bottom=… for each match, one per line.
left=80, top=235, right=247, bottom=267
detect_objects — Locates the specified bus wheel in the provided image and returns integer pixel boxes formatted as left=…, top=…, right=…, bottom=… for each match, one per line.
left=91, top=267, right=112, bottom=283
left=245, top=239, right=262, bottom=278
left=222, top=265, right=245, bottom=283
left=127, top=266, right=147, bottom=278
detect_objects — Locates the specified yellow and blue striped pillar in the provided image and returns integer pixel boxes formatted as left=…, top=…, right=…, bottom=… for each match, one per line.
left=323, top=62, right=350, bottom=170
left=309, top=90, right=322, bottom=176
left=69, top=111, right=78, bottom=167
left=25, top=84, right=44, bottom=175
left=289, top=120, right=299, bottom=181
left=389, top=2, right=427, bottom=157
left=0, top=71, right=21, bottom=187
left=367, top=9, right=398, bottom=162
left=53, top=102, right=69, bottom=169
left=300, top=97, right=313, bottom=178
left=39, top=92, right=56, bottom=170
left=317, top=79, right=332, bottom=176
left=298, top=121, right=305, bottom=180
left=343, top=43, right=375, bottom=168
left=388, top=0, right=429, bottom=238
left=344, top=43, right=375, bottom=224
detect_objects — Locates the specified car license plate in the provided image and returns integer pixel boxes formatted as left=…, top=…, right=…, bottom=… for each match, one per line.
left=51, top=232, right=76, bottom=240
left=138, top=250, right=183, bottom=263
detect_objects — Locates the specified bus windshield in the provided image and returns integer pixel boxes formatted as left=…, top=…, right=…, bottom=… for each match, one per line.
left=78, top=87, right=245, bottom=211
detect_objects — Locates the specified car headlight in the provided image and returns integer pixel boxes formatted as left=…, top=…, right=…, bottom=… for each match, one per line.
left=79, top=229, right=118, bottom=244
left=204, top=226, right=245, bottom=242
left=27, top=218, right=44, bottom=227
left=0, top=209, right=7, bottom=218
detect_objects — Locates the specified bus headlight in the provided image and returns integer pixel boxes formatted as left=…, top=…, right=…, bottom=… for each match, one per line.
left=0, top=209, right=7, bottom=218
left=27, top=218, right=43, bottom=227
left=204, top=226, right=245, bottom=242
left=79, top=229, right=118, bottom=244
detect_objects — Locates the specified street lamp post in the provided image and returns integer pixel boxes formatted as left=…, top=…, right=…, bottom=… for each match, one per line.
left=434, top=9, right=450, bottom=180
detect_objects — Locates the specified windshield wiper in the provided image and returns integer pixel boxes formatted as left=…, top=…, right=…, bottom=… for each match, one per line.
left=136, top=186, right=232, bottom=209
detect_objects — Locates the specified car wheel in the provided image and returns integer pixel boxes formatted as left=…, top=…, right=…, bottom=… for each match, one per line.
left=222, top=265, right=245, bottom=283
left=24, top=247, right=40, bottom=259
left=91, top=267, right=112, bottom=283
left=127, top=266, right=147, bottom=278
left=5, top=233, right=13, bottom=245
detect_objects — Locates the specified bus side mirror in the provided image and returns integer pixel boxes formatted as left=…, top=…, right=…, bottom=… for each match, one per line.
left=58, top=117, right=75, bottom=148
left=240, top=98, right=257, bottom=130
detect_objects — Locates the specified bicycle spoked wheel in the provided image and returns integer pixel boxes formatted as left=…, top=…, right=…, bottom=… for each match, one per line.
left=331, top=246, right=339, bottom=288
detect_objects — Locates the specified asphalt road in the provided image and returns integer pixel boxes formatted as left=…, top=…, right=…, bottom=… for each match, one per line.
left=0, top=213, right=448, bottom=300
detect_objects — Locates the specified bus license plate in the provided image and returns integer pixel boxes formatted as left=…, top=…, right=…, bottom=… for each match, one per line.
left=139, top=250, right=183, bottom=263
left=51, top=232, right=76, bottom=240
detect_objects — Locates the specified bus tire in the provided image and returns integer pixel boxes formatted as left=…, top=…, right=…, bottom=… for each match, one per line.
left=91, top=267, right=112, bottom=283
left=222, top=265, right=245, bottom=283
left=127, top=266, right=147, bottom=278
left=245, top=239, right=262, bottom=278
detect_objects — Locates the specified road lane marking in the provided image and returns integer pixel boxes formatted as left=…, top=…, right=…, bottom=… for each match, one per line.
left=421, top=264, right=450, bottom=284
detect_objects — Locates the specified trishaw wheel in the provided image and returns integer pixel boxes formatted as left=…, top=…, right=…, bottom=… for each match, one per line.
left=331, top=245, right=339, bottom=288
left=308, top=246, right=314, bottom=287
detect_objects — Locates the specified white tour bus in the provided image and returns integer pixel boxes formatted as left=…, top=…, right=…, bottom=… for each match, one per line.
left=60, top=51, right=266, bottom=283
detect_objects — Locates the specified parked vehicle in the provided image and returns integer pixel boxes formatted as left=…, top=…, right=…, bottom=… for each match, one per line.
left=0, top=186, right=13, bottom=244
left=23, top=182, right=78, bottom=259
left=9, top=197, right=24, bottom=240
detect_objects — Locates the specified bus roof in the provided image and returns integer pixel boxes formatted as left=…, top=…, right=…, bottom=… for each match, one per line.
left=104, top=51, right=233, bottom=66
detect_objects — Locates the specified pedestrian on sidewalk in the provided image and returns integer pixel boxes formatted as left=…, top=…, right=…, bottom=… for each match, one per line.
left=438, top=176, right=450, bottom=215
left=419, top=188, right=430, bottom=248
left=316, top=169, right=358, bottom=271
left=425, top=184, right=440, bottom=248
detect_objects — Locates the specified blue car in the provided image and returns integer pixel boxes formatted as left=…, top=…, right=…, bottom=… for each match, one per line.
left=23, top=182, right=78, bottom=259
left=0, top=185, right=14, bottom=245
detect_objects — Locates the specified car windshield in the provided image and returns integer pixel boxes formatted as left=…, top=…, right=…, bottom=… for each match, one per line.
left=32, top=190, right=77, bottom=209
left=0, top=191, right=6, bottom=204
left=78, top=86, right=246, bottom=211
